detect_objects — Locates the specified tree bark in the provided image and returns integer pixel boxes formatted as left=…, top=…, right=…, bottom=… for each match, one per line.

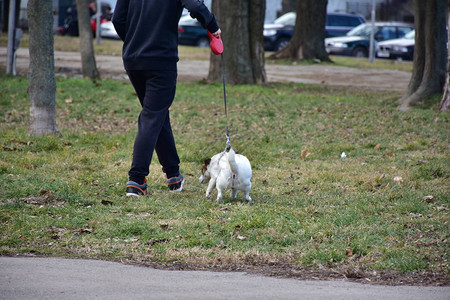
left=207, top=0, right=266, bottom=85
left=27, top=0, right=59, bottom=136
left=280, top=0, right=298, bottom=17
left=75, top=0, right=100, bottom=80
left=269, top=0, right=331, bottom=62
left=399, top=0, right=447, bottom=110
left=439, top=0, right=450, bottom=111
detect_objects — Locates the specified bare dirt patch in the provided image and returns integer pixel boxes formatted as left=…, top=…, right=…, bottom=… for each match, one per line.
left=0, top=48, right=411, bottom=92
left=117, top=257, right=449, bottom=287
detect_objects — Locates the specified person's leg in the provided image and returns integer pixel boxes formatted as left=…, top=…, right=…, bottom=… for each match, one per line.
left=127, top=69, right=179, bottom=184
left=155, top=112, right=180, bottom=178
left=126, top=70, right=147, bottom=107
left=155, top=111, right=184, bottom=192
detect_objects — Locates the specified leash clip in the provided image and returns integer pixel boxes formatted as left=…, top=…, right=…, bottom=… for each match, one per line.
left=225, top=135, right=231, bottom=151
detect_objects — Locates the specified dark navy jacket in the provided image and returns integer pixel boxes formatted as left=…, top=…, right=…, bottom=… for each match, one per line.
left=112, top=0, right=219, bottom=71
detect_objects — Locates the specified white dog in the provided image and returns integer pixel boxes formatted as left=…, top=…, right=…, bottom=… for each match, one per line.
left=199, top=148, right=252, bottom=203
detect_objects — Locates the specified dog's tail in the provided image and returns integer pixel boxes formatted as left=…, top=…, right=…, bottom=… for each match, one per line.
left=227, top=147, right=239, bottom=175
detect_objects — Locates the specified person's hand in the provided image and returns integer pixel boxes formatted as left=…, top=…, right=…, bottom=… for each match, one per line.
left=212, top=29, right=221, bottom=38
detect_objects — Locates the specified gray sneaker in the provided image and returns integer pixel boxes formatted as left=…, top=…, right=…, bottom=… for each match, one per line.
left=167, top=174, right=184, bottom=192
left=126, top=179, right=148, bottom=197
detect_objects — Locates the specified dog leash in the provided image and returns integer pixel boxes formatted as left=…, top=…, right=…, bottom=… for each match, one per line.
left=208, top=31, right=230, bottom=151
left=220, top=53, right=231, bottom=151
left=208, top=32, right=239, bottom=189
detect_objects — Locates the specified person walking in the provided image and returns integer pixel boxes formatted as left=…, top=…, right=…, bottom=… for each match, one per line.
left=112, top=0, right=221, bottom=196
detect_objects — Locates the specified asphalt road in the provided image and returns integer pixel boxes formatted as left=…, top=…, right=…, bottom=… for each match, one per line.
left=1, top=257, right=449, bottom=300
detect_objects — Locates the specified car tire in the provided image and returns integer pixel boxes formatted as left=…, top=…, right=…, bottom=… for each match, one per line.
left=275, top=38, right=290, bottom=52
left=352, top=47, right=368, bottom=58
left=197, top=37, right=210, bottom=48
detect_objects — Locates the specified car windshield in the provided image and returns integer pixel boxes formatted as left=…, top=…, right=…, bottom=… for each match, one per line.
left=346, top=24, right=378, bottom=37
left=404, top=30, right=415, bottom=39
left=274, top=12, right=296, bottom=26
left=101, top=0, right=116, bottom=12
left=179, top=15, right=199, bottom=25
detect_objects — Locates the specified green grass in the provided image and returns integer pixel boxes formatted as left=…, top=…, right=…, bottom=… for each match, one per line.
left=0, top=71, right=448, bottom=283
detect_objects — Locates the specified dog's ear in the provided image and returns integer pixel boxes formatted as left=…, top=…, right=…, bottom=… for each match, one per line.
left=202, top=158, right=212, bottom=174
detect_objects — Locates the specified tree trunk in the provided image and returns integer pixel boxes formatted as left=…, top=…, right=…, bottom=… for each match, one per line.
left=439, top=0, right=450, bottom=111
left=27, top=0, right=59, bottom=136
left=270, top=0, right=331, bottom=62
left=280, top=0, right=298, bottom=16
left=75, top=0, right=100, bottom=80
left=399, top=0, right=447, bottom=110
left=207, top=0, right=266, bottom=85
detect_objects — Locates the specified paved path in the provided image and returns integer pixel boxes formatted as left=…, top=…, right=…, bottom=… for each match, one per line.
left=1, top=257, right=449, bottom=300
left=0, top=48, right=411, bottom=91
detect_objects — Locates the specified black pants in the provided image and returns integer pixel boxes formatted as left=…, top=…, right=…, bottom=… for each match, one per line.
left=127, top=69, right=180, bottom=184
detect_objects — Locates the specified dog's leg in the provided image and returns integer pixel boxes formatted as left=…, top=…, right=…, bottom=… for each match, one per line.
left=206, top=178, right=216, bottom=199
left=244, top=191, right=252, bottom=202
left=216, top=188, right=223, bottom=203
left=230, top=189, right=238, bottom=199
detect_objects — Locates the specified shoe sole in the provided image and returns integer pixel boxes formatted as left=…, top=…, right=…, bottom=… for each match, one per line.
left=126, top=193, right=141, bottom=197
left=169, top=179, right=185, bottom=192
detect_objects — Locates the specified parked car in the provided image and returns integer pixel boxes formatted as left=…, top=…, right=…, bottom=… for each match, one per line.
left=178, top=15, right=209, bottom=47
left=58, top=2, right=112, bottom=37
left=376, top=30, right=415, bottom=60
left=100, top=14, right=208, bottom=43
left=263, top=12, right=366, bottom=52
left=325, top=22, right=414, bottom=57
left=100, top=21, right=119, bottom=39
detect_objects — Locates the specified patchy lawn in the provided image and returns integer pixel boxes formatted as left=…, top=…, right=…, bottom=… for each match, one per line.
left=0, top=74, right=448, bottom=286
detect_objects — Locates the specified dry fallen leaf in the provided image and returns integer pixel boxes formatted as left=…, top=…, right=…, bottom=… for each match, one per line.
left=39, top=188, right=54, bottom=200
left=374, top=144, right=381, bottom=150
left=39, top=188, right=49, bottom=195
left=217, top=241, right=227, bottom=248
left=434, top=206, right=447, bottom=211
left=301, top=149, right=311, bottom=158
left=346, top=249, right=353, bottom=257
left=159, top=224, right=170, bottom=230
left=148, top=238, right=170, bottom=246
left=423, top=195, right=437, bottom=203
left=342, top=186, right=348, bottom=194
left=237, top=235, right=247, bottom=240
